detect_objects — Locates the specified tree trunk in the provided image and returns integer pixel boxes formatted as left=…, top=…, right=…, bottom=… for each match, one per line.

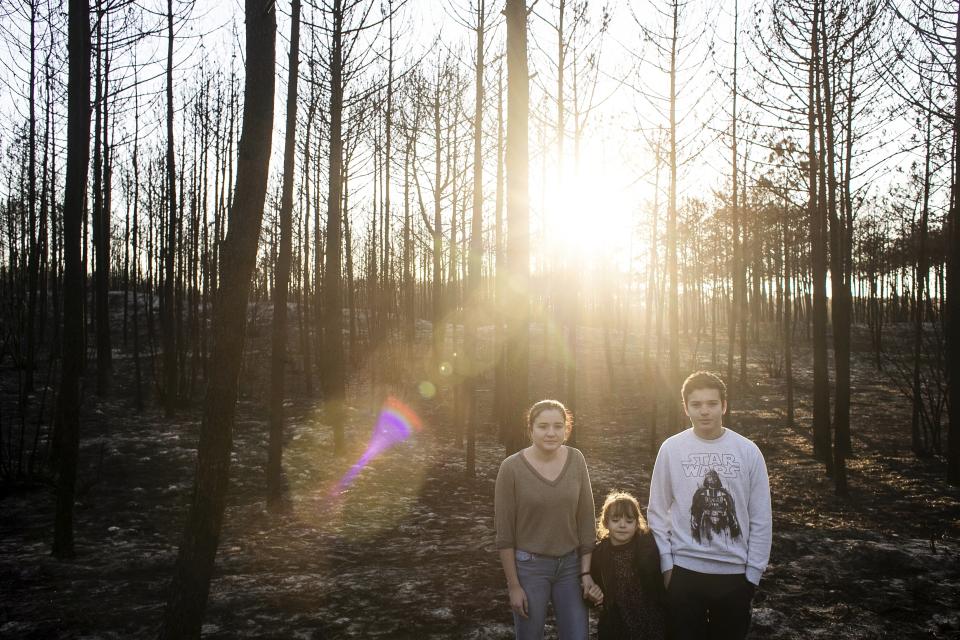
left=646, top=134, right=662, bottom=454
left=666, top=0, right=680, bottom=433
left=465, top=0, right=485, bottom=477
left=947, top=5, right=960, bottom=485
left=300, top=78, right=316, bottom=396
left=132, top=78, right=143, bottom=411
left=820, top=6, right=848, bottom=495
left=783, top=198, right=794, bottom=427
left=322, top=0, right=347, bottom=456
left=503, top=0, right=530, bottom=455
left=162, top=0, right=178, bottom=416
left=90, top=7, right=103, bottom=390
left=494, top=65, right=507, bottom=443
left=403, top=120, right=415, bottom=343
left=913, top=87, right=933, bottom=456
left=809, top=0, right=832, bottom=473
left=158, top=1, right=275, bottom=636
left=25, top=0, right=39, bottom=395
left=52, top=0, right=91, bottom=560
left=432, top=75, right=445, bottom=362
left=95, top=23, right=112, bottom=396
left=727, top=0, right=740, bottom=396
left=738, top=154, right=749, bottom=388
left=565, top=43, right=583, bottom=446
left=383, top=4, right=395, bottom=339
left=267, top=0, right=300, bottom=510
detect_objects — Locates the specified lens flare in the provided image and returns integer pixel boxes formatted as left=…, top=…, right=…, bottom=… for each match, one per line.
left=418, top=381, right=436, bottom=399
left=330, top=396, right=423, bottom=495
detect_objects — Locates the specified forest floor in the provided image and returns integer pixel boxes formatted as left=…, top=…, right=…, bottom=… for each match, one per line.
left=1, top=308, right=959, bottom=639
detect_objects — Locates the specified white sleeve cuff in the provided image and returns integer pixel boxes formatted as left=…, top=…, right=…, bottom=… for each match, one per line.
left=660, top=553, right=674, bottom=573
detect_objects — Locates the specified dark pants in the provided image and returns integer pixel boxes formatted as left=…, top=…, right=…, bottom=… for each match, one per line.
left=666, top=566, right=755, bottom=640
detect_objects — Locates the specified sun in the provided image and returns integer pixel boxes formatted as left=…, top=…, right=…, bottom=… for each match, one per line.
left=541, top=154, right=644, bottom=269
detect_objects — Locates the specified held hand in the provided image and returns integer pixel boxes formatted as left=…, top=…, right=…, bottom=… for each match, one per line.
left=585, top=583, right=604, bottom=605
left=663, top=569, right=672, bottom=590
left=581, top=574, right=599, bottom=600
left=508, top=584, right=528, bottom=618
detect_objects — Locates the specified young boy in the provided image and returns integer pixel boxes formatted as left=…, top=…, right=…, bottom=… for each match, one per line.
left=647, top=371, right=772, bottom=640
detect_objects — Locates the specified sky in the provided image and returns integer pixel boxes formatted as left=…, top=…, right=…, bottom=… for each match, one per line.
left=0, top=0, right=923, bottom=275
left=187, top=0, right=687, bottom=268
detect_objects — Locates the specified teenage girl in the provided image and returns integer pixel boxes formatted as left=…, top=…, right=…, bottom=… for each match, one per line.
left=494, top=399, right=598, bottom=640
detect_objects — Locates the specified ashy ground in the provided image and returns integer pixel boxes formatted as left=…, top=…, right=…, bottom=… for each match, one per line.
left=1, top=320, right=958, bottom=639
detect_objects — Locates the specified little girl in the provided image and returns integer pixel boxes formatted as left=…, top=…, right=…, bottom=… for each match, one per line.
left=588, top=491, right=667, bottom=640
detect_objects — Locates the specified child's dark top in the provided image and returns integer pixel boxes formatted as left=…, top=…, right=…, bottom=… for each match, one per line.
left=589, top=529, right=667, bottom=640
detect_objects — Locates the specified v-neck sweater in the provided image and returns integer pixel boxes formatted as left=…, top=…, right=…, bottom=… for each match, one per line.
left=494, top=446, right=596, bottom=557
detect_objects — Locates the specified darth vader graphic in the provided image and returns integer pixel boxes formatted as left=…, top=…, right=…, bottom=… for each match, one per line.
left=690, top=469, right=741, bottom=544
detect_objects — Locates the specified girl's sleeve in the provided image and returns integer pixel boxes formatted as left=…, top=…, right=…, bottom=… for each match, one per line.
left=494, top=458, right=516, bottom=550
left=589, top=542, right=603, bottom=588
left=645, top=534, right=667, bottom=599
left=576, top=451, right=597, bottom=555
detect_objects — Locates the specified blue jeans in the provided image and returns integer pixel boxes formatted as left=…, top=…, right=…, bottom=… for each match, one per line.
left=513, top=549, right=588, bottom=640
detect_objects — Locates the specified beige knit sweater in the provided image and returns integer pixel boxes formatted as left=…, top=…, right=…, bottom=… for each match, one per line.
left=494, top=446, right=596, bottom=557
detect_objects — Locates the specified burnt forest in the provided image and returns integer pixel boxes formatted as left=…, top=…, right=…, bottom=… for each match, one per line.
left=0, top=0, right=958, bottom=638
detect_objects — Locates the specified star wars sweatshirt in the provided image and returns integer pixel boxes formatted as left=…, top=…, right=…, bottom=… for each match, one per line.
left=647, top=427, right=772, bottom=585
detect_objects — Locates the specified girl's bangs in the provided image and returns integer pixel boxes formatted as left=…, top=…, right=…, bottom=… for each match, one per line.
left=606, top=498, right=640, bottom=521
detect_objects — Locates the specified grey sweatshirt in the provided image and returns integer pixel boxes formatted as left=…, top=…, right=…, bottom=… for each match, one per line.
left=647, top=427, right=772, bottom=585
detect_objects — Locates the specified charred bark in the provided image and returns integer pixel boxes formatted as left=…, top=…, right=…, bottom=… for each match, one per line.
left=159, top=1, right=276, bottom=635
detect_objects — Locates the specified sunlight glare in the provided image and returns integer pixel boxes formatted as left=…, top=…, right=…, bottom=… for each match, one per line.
left=542, top=145, right=641, bottom=268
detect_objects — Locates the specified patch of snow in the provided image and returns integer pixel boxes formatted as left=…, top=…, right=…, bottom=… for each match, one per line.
left=0, top=622, right=38, bottom=635
left=429, top=607, right=454, bottom=621
left=751, top=606, right=786, bottom=628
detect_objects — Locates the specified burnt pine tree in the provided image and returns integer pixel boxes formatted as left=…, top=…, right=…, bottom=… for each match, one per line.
left=493, top=64, right=507, bottom=442
left=52, top=0, right=91, bottom=560
left=503, top=0, right=530, bottom=455
left=885, top=0, right=960, bottom=483
left=322, top=0, right=347, bottom=456
left=159, top=0, right=276, bottom=636
left=162, top=0, right=178, bottom=416
left=24, top=0, right=39, bottom=396
left=635, top=0, right=709, bottom=432
left=267, top=0, right=301, bottom=511
left=816, top=0, right=846, bottom=492
left=92, top=3, right=112, bottom=396
left=427, top=62, right=449, bottom=364
left=912, top=84, right=933, bottom=455
left=312, top=0, right=394, bottom=450
left=761, top=0, right=833, bottom=472
left=808, top=0, right=832, bottom=473
left=727, top=0, right=743, bottom=393
left=665, top=0, right=681, bottom=432
left=949, top=3, right=960, bottom=485
left=464, top=0, right=488, bottom=476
